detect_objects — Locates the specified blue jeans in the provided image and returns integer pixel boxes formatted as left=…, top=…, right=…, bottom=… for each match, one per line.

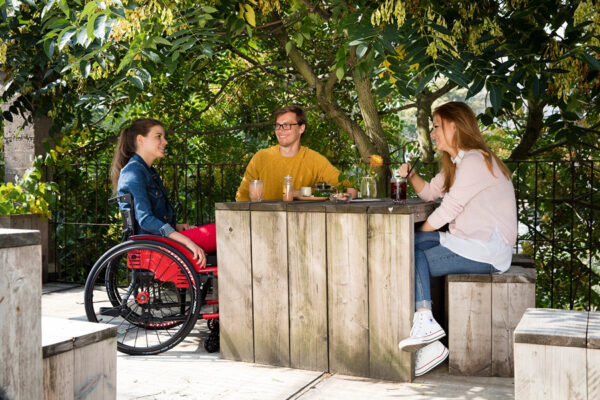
left=414, top=231, right=496, bottom=309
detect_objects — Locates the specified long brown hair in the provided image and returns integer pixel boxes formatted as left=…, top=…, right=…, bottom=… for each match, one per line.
left=433, top=102, right=511, bottom=192
left=110, top=118, right=164, bottom=194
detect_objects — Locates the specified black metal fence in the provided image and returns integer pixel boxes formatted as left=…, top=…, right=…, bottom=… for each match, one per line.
left=48, top=159, right=600, bottom=310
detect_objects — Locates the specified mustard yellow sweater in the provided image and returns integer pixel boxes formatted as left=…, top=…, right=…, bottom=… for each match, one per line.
left=236, top=145, right=340, bottom=201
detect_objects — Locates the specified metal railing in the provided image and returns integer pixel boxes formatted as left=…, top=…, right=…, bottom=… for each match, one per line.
left=48, top=159, right=600, bottom=310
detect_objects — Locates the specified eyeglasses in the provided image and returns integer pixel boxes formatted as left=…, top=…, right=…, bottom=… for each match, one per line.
left=273, top=123, right=299, bottom=131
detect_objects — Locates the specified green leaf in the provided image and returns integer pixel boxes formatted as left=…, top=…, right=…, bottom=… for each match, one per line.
left=58, top=0, right=69, bottom=18
left=202, top=5, right=217, bottom=13
left=76, top=27, right=88, bottom=46
left=128, top=75, right=144, bottom=89
left=110, top=6, right=125, bottom=19
left=415, top=73, right=434, bottom=94
left=134, top=67, right=151, bottom=83
left=79, top=60, right=90, bottom=78
left=5, top=0, right=18, bottom=11
left=581, top=52, right=600, bottom=70
left=466, top=78, right=485, bottom=99
left=532, top=75, right=540, bottom=101
left=43, top=39, right=55, bottom=59
left=41, top=0, right=56, bottom=19
left=335, top=65, right=345, bottom=81
left=81, top=1, right=97, bottom=20
left=285, top=41, right=292, bottom=55
left=94, top=53, right=106, bottom=69
left=57, top=27, right=76, bottom=50
left=356, top=43, right=368, bottom=59
left=429, top=23, right=453, bottom=36
left=22, top=0, right=36, bottom=6
left=489, top=84, right=502, bottom=114
left=153, top=36, right=171, bottom=46
left=295, top=32, right=303, bottom=48
left=93, top=13, right=107, bottom=40
left=141, top=50, right=160, bottom=63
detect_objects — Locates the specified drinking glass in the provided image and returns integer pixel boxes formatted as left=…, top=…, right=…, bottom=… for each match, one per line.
left=360, top=176, right=377, bottom=199
left=249, top=179, right=263, bottom=202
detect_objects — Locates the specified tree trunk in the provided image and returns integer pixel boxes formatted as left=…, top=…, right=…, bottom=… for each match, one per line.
left=416, top=92, right=435, bottom=162
left=352, top=69, right=391, bottom=196
left=414, top=82, right=457, bottom=163
left=509, top=99, right=546, bottom=160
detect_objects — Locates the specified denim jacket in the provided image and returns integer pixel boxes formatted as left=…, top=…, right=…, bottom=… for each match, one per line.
left=117, top=153, right=176, bottom=236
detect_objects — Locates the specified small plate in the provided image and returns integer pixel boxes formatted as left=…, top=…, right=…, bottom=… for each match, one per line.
left=351, top=198, right=385, bottom=202
left=295, top=195, right=328, bottom=201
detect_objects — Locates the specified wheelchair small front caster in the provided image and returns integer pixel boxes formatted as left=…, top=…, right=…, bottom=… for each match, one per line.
left=204, top=320, right=219, bottom=353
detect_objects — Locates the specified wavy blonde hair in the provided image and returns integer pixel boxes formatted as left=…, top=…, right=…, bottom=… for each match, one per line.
left=433, top=102, right=511, bottom=192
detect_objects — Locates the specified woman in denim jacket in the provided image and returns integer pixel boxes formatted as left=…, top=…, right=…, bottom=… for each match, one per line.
left=110, top=118, right=216, bottom=267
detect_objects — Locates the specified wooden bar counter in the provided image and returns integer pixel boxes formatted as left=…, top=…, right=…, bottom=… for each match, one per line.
left=215, top=198, right=436, bottom=382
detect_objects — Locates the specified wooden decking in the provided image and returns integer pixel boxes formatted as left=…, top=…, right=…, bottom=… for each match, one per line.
left=42, top=284, right=515, bottom=399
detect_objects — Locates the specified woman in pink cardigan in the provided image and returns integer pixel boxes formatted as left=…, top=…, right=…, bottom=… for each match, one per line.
left=397, top=102, right=517, bottom=376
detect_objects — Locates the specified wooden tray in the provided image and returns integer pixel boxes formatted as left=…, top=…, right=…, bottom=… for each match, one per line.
left=294, top=195, right=328, bottom=201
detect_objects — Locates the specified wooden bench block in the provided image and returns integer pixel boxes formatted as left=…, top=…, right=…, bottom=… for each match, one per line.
left=0, top=231, right=42, bottom=400
left=514, top=308, right=588, bottom=400
left=447, top=266, right=535, bottom=377
left=587, top=312, right=600, bottom=399
left=42, top=316, right=117, bottom=400
left=511, top=253, right=535, bottom=268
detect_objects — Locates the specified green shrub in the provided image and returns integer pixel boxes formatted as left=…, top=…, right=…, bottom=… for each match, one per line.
left=0, top=156, right=58, bottom=219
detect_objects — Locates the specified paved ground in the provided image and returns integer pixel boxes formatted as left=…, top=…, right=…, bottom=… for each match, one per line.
left=42, top=284, right=515, bottom=400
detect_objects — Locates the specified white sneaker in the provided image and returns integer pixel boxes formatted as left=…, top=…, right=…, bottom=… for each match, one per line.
left=398, top=310, right=446, bottom=352
left=415, top=340, right=449, bottom=376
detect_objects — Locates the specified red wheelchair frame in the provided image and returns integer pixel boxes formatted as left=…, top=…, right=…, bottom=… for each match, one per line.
left=83, top=194, right=219, bottom=355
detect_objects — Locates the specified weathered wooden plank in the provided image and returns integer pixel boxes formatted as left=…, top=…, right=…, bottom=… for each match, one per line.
left=587, top=311, right=600, bottom=349
left=514, top=308, right=588, bottom=348
left=588, top=348, right=600, bottom=400
left=492, top=266, right=536, bottom=283
left=448, top=281, right=492, bottom=376
left=587, top=312, right=600, bottom=399
left=215, top=209, right=254, bottom=362
left=251, top=210, right=290, bottom=367
left=368, top=213, right=414, bottom=382
left=287, top=211, right=328, bottom=372
left=43, top=351, right=73, bottom=400
left=73, top=338, right=117, bottom=400
left=0, top=243, right=43, bottom=400
left=491, top=281, right=535, bottom=377
left=327, top=212, right=369, bottom=377
left=511, top=253, right=535, bottom=268
left=42, top=316, right=117, bottom=358
left=514, top=343, right=587, bottom=400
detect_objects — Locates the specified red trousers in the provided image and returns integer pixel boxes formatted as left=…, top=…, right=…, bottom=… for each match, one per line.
left=180, top=223, right=217, bottom=253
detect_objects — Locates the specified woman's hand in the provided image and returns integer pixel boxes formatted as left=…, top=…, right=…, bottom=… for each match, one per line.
left=398, top=163, right=413, bottom=178
left=186, top=241, right=207, bottom=268
left=168, top=231, right=206, bottom=268
left=176, top=223, right=196, bottom=231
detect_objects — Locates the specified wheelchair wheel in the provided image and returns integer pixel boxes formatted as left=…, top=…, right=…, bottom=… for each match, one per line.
left=84, top=240, right=202, bottom=355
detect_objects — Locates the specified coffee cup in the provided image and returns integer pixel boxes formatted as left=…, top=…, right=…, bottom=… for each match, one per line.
left=300, top=186, right=312, bottom=196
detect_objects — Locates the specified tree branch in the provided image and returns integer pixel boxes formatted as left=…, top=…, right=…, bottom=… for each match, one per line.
left=299, top=0, right=332, bottom=20
left=527, top=139, right=569, bottom=157
left=378, top=103, right=417, bottom=115
left=172, top=64, right=265, bottom=130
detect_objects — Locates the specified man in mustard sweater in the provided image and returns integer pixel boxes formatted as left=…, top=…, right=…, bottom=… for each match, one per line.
left=236, top=105, right=340, bottom=201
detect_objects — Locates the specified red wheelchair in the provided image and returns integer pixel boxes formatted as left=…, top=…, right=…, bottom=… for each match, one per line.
left=83, top=194, right=219, bottom=355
